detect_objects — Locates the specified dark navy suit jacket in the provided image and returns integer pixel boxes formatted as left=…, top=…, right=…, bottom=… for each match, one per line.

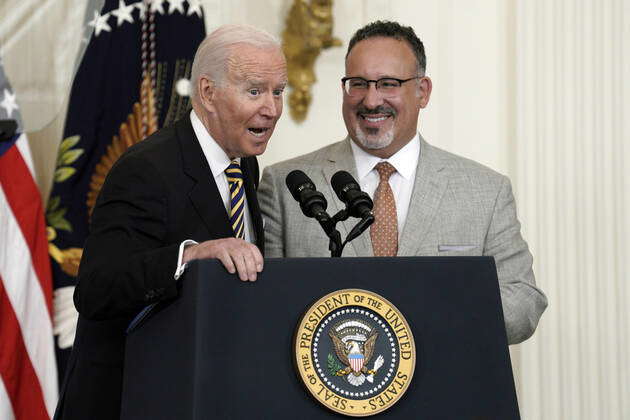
left=54, top=116, right=264, bottom=420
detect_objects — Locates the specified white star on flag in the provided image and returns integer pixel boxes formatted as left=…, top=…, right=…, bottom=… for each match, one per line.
left=111, top=0, right=135, bottom=26
left=167, top=0, right=186, bottom=14
left=88, top=10, right=112, bottom=36
left=0, top=88, right=19, bottom=118
left=149, top=0, right=165, bottom=14
left=187, top=0, right=203, bottom=17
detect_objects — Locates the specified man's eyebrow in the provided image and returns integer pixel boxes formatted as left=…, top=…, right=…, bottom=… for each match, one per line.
left=242, top=78, right=287, bottom=89
left=244, top=78, right=265, bottom=85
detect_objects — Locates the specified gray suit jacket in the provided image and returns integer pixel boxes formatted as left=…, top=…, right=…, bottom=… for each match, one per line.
left=258, top=136, right=547, bottom=344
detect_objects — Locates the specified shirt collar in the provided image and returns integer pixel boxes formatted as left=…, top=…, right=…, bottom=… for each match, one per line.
left=350, top=133, right=421, bottom=181
left=190, top=109, right=239, bottom=177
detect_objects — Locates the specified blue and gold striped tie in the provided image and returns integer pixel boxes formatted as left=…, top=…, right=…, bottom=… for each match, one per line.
left=226, top=160, right=246, bottom=239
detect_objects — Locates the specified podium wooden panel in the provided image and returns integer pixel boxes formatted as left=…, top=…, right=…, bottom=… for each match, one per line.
left=122, top=257, right=519, bottom=419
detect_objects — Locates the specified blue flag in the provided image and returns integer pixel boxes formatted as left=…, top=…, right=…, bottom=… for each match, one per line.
left=45, top=0, right=205, bottom=383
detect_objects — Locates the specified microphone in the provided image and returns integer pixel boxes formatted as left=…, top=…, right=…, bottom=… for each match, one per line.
left=330, top=171, right=374, bottom=219
left=285, top=170, right=330, bottom=222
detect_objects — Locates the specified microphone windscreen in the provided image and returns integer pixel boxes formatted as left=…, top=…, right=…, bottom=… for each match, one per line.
left=285, top=170, right=314, bottom=202
left=331, top=170, right=359, bottom=201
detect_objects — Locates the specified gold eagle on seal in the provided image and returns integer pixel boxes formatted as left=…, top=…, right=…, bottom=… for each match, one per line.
left=328, top=319, right=384, bottom=386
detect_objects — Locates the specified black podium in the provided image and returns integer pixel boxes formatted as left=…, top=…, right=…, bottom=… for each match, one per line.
left=121, top=257, right=519, bottom=419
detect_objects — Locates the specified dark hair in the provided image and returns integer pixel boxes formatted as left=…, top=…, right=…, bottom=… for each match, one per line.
left=346, top=20, right=426, bottom=75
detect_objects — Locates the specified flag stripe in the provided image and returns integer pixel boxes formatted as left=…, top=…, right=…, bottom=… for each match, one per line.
left=0, top=139, right=53, bottom=317
left=14, top=132, right=35, bottom=176
left=0, top=277, right=49, bottom=419
left=0, top=374, right=17, bottom=420
left=0, top=144, right=58, bottom=417
left=349, top=355, right=364, bottom=373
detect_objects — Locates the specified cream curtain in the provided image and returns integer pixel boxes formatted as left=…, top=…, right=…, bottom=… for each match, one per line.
left=513, top=0, right=630, bottom=419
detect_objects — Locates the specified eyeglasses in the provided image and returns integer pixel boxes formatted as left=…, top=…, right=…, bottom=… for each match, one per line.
left=341, top=76, right=421, bottom=97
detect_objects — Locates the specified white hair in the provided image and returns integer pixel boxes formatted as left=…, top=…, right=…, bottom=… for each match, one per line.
left=190, top=24, right=281, bottom=101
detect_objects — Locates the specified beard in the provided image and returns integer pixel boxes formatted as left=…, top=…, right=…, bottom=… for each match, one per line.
left=353, top=105, right=396, bottom=150
left=354, top=124, right=394, bottom=150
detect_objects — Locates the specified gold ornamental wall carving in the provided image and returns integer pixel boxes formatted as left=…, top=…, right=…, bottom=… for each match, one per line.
left=282, top=0, right=342, bottom=122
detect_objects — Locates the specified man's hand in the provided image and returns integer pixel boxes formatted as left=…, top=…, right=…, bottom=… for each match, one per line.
left=182, top=238, right=263, bottom=281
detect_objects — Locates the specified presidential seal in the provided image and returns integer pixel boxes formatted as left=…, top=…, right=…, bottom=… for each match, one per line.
left=294, top=289, right=415, bottom=417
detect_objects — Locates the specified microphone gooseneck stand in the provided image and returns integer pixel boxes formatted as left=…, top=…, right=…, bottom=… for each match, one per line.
left=285, top=169, right=375, bottom=258
left=326, top=209, right=374, bottom=258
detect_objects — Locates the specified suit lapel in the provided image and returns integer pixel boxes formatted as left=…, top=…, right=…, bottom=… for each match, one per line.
left=176, top=118, right=233, bottom=239
left=398, top=136, right=448, bottom=256
left=241, top=157, right=265, bottom=253
left=321, top=138, right=374, bottom=257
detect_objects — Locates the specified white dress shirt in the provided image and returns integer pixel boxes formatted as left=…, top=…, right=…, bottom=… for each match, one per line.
left=350, top=134, right=420, bottom=239
left=174, top=110, right=255, bottom=279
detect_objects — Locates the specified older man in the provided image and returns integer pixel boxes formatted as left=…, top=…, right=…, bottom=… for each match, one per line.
left=258, top=21, right=547, bottom=345
left=54, top=25, right=287, bottom=420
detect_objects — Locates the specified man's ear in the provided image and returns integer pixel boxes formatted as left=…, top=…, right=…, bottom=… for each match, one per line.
left=417, top=76, right=432, bottom=109
left=198, top=76, right=216, bottom=113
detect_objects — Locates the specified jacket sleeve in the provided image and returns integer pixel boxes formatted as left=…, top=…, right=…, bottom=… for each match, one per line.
left=74, top=152, right=179, bottom=320
left=258, top=166, right=285, bottom=257
left=485, top=176, right=548, bottom=344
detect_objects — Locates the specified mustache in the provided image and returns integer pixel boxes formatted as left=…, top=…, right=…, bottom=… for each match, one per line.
left=357, top=105, right=396, bottom=117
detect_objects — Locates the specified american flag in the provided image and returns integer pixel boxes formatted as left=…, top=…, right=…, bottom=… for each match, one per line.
left=0, top=64, right=58, bottom=418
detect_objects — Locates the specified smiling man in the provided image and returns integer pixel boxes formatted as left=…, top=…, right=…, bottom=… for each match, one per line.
left=54, top=24, right=287, bottom=420
left=258, top=21, right=547, bottom=345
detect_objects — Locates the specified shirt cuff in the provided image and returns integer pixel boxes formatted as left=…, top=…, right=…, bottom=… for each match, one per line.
left=174, top=239, right=198, bottom=280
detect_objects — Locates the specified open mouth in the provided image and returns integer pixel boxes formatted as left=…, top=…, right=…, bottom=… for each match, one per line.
left=361, top=115, right=390, bottom=122
left=248, top=127, right=270, bottom=138
left=359, top=114, right=392, bottom=127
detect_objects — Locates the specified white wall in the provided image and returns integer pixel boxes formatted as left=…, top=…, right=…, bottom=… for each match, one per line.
left=252, top=0, right=515, bottom=176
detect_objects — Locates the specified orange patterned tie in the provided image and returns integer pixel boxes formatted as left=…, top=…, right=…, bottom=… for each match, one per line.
left=370, top=162, right=398, bottom=256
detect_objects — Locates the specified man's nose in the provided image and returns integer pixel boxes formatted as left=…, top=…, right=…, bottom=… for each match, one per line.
left=362, top=84, right=384, bottom=109
left=260, top=93, right=280, bottom=118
